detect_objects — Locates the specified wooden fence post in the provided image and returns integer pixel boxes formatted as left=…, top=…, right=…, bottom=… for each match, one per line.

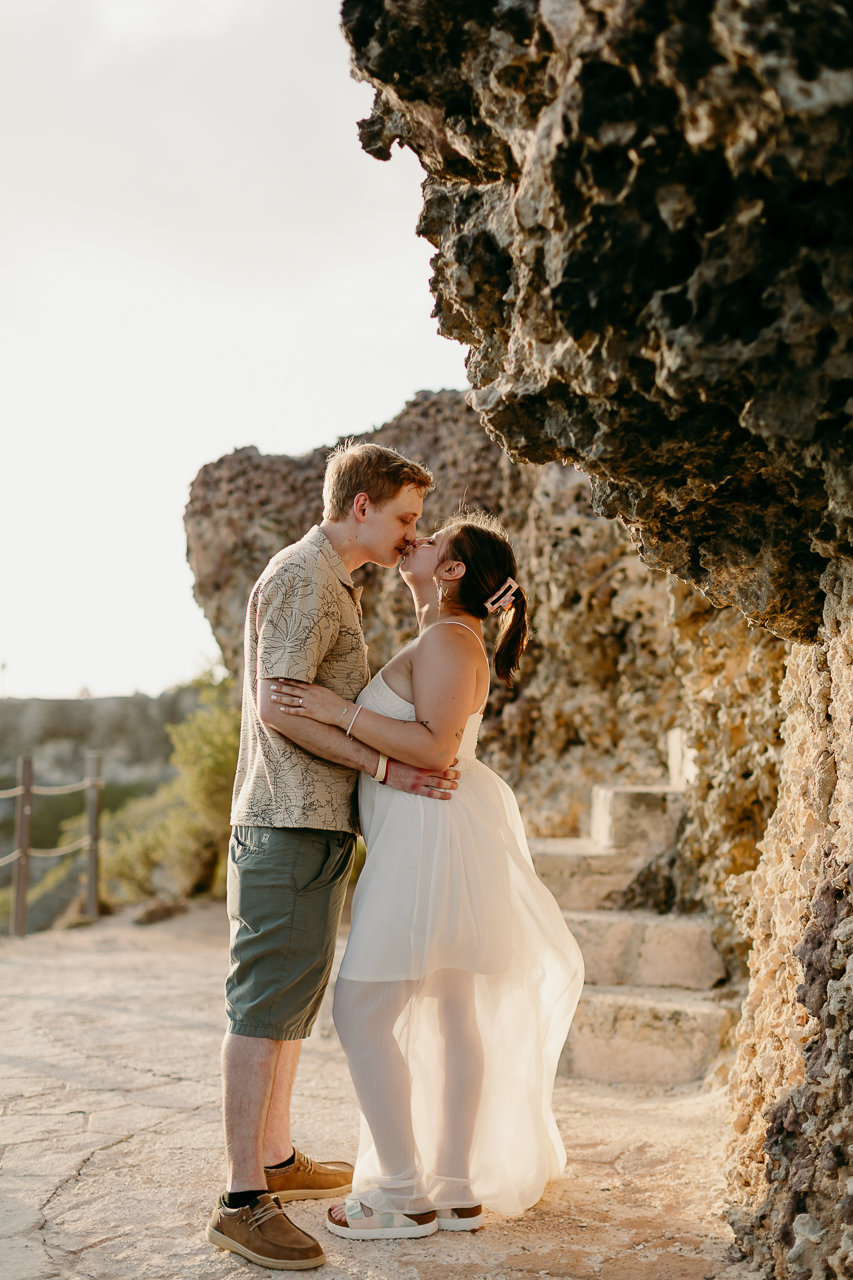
left=12, top=756, right=32, bottom=937
left=86, top=751, right=101, bottom=920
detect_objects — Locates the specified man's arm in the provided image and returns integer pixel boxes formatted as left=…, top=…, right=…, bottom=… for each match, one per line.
left=257, top=680, right=458, bottom=799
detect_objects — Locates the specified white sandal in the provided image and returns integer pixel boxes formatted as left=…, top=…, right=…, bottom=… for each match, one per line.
left=325, top=1199, right=438, bottom=1240
left=437, top=1205, right=484, bottom=1231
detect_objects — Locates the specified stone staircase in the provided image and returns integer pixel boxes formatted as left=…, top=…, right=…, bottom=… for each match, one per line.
left=532, top=763, right=740, bottom=1086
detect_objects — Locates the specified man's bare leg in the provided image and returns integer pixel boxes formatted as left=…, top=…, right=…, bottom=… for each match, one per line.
left=263, top=1038, right=301, bottom=1167
left=222, top=1032, right=283, bottom=1191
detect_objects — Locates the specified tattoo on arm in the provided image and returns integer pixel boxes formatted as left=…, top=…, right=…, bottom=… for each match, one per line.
left=455, top=727, right=463, bottom=740
left=420, top=720, right=430, bottom=727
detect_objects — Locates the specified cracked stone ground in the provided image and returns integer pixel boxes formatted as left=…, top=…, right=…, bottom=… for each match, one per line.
left=0, top=902, right=746, bottom=1280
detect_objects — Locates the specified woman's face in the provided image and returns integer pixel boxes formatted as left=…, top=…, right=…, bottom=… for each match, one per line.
left=399, top=526, right=455, bottom=590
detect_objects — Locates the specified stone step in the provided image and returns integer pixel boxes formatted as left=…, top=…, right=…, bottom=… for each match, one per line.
left=564, top=909, right=726, bottom=990
left=590, top=783, right=684, bottom=852
left=560, top=985, right=740, bottom=1086
left=529, top=837, right=650, bottom=911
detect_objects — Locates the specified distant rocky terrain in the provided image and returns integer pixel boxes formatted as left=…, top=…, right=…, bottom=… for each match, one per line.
left=0, top=688, right=199, bottom=787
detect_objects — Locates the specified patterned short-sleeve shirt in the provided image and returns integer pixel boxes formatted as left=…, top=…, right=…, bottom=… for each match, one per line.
left=230, top=526, right=371, bottom=833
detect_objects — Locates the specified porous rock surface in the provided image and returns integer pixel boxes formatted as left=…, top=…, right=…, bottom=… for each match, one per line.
left=340, top=5, right=853, bottom=1270
left=725, top=589, right=853, bottom=1278
left=668, top=581, right=787, bottom=973
left=185, top=390, right=680, bottom=836
left=342, top=0, right=853, bottom=643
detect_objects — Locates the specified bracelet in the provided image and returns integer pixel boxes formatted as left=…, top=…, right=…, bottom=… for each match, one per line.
left=373, top=752, right=388, bottom=783
left=381, top=755, right=390, bottom=784
left=346, top=705, right=363, bottom=737
left=338, top=704, right=352, bottom=728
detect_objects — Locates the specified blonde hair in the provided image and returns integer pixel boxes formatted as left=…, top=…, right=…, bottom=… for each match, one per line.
left=323, top=441, right=434, bottom=522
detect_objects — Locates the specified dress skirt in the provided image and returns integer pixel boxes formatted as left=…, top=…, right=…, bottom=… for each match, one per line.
left=333, top=672, right=584, bottom=1218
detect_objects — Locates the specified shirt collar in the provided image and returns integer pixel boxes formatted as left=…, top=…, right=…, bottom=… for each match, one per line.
left=304, top=525, right=360, bottom=595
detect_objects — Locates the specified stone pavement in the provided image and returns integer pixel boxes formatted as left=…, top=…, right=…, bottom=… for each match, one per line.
left=0, top=902, right=746, bottom=1280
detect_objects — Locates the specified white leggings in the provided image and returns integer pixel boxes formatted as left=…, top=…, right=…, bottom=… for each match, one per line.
left=333, top=969, right=485, bottom=1213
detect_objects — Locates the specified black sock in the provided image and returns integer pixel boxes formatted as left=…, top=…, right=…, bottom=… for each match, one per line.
left=267, top=1151, right=296, bottom=1170
left=222, top=1190, right=267, bottom=1209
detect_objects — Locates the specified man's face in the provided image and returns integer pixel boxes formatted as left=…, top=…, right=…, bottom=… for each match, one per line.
left=362, top=484, right=424, bottom=567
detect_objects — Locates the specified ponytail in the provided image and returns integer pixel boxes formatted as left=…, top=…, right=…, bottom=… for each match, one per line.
left=493, top=589, right=529, bottom=686
left=437, top=510, right=530, bottom=686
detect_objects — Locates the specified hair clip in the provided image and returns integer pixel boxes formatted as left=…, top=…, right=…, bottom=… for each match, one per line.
left=485, top=577, right=519, bottom=614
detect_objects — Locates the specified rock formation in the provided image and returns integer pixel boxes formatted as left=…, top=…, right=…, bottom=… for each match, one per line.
left=338, top=2, right=853, bottom=1272
left=342, top=0, right=853, bottom=644
left=185, top=390, right=683, bottom=837
left=669, top=582, right=788, bottom=969
left=724, top=614, right=853, bottom=1276
left=0, top=689, right=199, bottom=788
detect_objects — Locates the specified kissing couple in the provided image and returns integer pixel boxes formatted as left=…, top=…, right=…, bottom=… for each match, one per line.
left=206, top=441, right=584, bottom=1269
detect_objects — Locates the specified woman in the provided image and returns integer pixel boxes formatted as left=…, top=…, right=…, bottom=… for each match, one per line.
left=273, top=511, right=584, bottom=1240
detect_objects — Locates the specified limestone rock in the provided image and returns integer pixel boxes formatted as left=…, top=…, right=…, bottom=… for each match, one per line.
left=0, top=689, right=199, bottom=787
left=725, top=608, right=853, bottom=1275
left=184, top=391, right=681, bottom=835
left=668, top=580, right=788, bottom=975
left=341, top=0, right=853, bottom=642
left=562, top=984, right=740, bottom=1085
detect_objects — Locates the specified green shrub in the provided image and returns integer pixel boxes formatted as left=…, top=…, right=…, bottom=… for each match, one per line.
left=61, top=674, right=241, bottom=904
left=0, top=777, right=157, bottom=854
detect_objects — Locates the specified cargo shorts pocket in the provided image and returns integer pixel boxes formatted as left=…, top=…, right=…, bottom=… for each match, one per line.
left=292, top=829, right=354, bottom=894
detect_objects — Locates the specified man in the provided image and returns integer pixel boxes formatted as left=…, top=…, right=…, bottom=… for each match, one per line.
left=206, top=442, right=458, bottom=1270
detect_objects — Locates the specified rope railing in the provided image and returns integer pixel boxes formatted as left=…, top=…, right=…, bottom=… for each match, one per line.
left=0, top=835, right=93, bottom=867
left=32, top=778, right=104, bottom=796
left=4, top=753, right=102, bottom=936
left=0, top=778, right=104, bottom=800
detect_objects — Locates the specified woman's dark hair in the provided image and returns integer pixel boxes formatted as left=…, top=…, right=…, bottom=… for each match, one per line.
left=436, top=510, right=529, bottom=686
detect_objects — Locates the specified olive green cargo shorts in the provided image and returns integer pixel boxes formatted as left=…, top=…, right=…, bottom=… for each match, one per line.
left=225, top=825, right=355, bottom=1041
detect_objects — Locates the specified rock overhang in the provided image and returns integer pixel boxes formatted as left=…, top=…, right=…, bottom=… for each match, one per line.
left=341, top=0, right=853, bottom=642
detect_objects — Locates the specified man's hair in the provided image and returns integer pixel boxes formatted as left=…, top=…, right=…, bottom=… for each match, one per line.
left=323, top=441, right=434, bottom=522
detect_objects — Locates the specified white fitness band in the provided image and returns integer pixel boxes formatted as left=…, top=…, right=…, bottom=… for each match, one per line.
left=373, top=752, right=388, bottom=783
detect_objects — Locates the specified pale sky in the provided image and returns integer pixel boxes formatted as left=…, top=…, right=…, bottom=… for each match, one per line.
left=0, top=0, right=468, bottom=700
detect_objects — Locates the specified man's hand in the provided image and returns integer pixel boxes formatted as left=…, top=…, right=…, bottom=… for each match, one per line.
left=386, top=758, right=459, bottom=800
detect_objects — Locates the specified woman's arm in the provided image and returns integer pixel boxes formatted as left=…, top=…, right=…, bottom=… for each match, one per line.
left=258, top=679, right=460, bottom=797
left=271, top=627, right=480, bottom=771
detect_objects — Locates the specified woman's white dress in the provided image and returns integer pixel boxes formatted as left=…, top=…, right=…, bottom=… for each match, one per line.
left=333, top=643, right=584, bottom=1218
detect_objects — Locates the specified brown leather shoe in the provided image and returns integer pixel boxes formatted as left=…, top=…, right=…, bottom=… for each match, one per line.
left=206, top=1193, right=325, bottom=1270
left=265, top=1148, right=353, bottom=1202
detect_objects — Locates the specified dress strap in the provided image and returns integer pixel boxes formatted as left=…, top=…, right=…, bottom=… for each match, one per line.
left=434, top=621, right=490, bottom=713
left=434, top=619, right=489, bottom=663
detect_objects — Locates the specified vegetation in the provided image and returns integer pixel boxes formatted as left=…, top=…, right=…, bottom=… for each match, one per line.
left=0, top=776, right=159, bottom=934
left=57, top=674, right=241, bottom=905
left=0, top=778, right=155, bottom=854
left=4, top=671, right=365, bottom=925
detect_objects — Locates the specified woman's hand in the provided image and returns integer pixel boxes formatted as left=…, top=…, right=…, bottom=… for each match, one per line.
left=269, top=681, right=353, bottom=728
